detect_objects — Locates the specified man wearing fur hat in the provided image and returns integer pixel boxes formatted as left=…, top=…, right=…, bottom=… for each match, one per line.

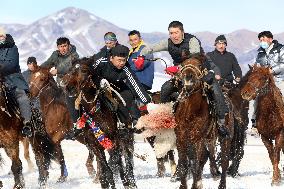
left=0, top=27, right=32, bottom=137
left=207, top=35, right=242, bottom=84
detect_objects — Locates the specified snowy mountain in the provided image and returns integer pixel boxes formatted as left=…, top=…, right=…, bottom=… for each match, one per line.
left=1, top=7, right=284, bottom=73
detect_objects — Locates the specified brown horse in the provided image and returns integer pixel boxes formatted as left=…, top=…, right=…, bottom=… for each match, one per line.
left=0, top=79, right=25, bottom=189
left=60, top=57, right=137, bottom=188
left=174, top=56, right=234, bottom=189
left=241, top=64, right=284, bottom=185
left=29, top=67, right=116, bottom=189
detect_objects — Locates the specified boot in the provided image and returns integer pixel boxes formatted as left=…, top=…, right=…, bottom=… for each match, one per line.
left=217, top=118, right=230, bottom=138
left=22, top=121, right=32, bottom=137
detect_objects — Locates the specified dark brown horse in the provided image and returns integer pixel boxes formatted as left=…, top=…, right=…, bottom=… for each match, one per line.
left=174, top=56, right=234, bottom=189
left=29, top=67, right=116, bottom=189
left=60, top=57, right=137, bottom=188
left=0, top=79, right=25, bottom=189
left=241, top=64, right=284, bottom=185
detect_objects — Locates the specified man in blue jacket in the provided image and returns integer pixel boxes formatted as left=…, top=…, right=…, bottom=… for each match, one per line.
left=128, top=30, right=154, bottom=91
left=0, top=27, right=32, bottom=137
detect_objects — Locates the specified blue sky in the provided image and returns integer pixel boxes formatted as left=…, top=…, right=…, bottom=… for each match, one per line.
left=1, top=0, right=283, bottom=34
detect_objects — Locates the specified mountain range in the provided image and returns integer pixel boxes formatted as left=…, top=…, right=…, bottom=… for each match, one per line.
left=2, top=7, right=284, bottom=73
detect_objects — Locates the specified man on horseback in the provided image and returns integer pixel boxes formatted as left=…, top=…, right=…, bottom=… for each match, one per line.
left=138, top=21, right=230, bottom=137
left=251, top=31, right=284, bottom=130
left=22, top=57, right=39, bottom=83
left=92, top=44, right=151, bottom=128
left=207, top=35, right=242, bottom=84
left=96, top=32, right=120, bottom=59
left=41, top=37, right=80, bottom=136
left=0, top=27, right=32, bottom=137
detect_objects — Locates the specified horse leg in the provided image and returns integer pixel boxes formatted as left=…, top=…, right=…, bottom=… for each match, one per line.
left=53, top=144, right=68, bottom=183
left=271, top=132, right=284, bottom=186
left=22, top=138, right=35, bottom=172
left=121, top=131, right=136, bottom=188
left=176, top=137, right=189, bottom=189
left=5, top=146, right=25, bottom=189
left=82, top=133, right=116, bottom=189
left=206, top=138, right=221, bottom=179
left=217, top=136, right=231, bottom=189
left=190, top=142, right=204, bottom=189
left=85, top=151, right=95, bottom=178
left=0, top=180, right=2, bottom=188
left=228, top=122, right=246, bottom=177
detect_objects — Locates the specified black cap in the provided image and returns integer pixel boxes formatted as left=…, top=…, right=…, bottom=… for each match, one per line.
left=215, top=35, right=227, bottom=45
left=110, top=45, right=129, bottom=58
left=27, top=57, right=37, bottom=65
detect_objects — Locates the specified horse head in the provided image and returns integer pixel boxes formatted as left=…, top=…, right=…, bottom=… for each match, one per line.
left=177, top=55, right=204, bottom=97
left=29, top=67, right=54, bottom=98
left=241, top=64, right=273, bottom=101
left=60, top=57, right=95, bottom=97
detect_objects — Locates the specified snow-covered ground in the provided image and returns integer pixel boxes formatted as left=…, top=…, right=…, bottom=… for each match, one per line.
left=1, top=133, right=284, bottom=189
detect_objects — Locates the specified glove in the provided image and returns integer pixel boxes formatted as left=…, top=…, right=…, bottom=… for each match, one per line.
left=202, top=71, right=214, bottom=85
left=165, top=66, right=179, bottom=75
left=133, top=55, right=145, bottom=70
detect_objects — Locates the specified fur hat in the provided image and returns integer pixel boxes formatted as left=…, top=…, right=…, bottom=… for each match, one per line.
left=110, top=45, right=129, bottom=58
left=0, top=27, right=6, bottom=37
left=215, top=35, right=227, bottom=45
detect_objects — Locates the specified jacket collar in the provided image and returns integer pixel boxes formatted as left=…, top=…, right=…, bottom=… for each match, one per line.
left=129, top=40, right=145, bottom=55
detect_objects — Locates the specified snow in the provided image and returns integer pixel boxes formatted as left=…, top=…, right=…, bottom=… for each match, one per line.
left=1, top=134, right=284, bottom=189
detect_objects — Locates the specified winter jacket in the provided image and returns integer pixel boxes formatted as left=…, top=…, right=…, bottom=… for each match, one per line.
left=92, top=57, right=151, bottom=104
left=256, top=40, right=284, bottom=81
left=128, top=40, right=154, bottom=89
left=41, top=44, right=79, bottom=83
left=0, top=34, right=28, bottom=90
left=95, top=43, right=120, bottom=60
left=207, top=49, right=242, bottom=82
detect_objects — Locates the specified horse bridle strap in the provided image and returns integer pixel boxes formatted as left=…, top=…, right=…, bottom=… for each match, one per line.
left=30, top=81, right=50, bottom=98
left=180, top=64, right=203, bottom=79
left=246, top=78, right=270, bottom=97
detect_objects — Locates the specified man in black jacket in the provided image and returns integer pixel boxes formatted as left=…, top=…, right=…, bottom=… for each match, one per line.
left=207, top=35, right=242, bottom=84
left=93, top=44, right=151, bottom=127
left=0, top=27, right=32, bottom=137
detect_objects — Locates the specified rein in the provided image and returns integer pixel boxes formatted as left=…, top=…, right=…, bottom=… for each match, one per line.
left=246, top=78, right=270, bottom=97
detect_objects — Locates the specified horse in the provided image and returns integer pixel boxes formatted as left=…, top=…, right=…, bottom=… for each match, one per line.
left=0, top=78, right=52, bottom=189
left=174, top=55, right=234, bottom=189
left=241, top=64, right=284, bottom=185
left=29, top=67, right=116, bottom=189
left=217, top=74, right=250, bottom=177
left=60, top=57, right=137, bottom=188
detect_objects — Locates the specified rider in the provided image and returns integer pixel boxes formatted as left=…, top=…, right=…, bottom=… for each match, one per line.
left=251, top=31, right=284, bottom=131
left=128, top=30, right=154, bottom=91
left=22, top=56, right=39, bottom=83
left=41, top=37, right=80, bottom=137
left=92, top=44, right=151, bottom=128
left=207, top=35, right=242, bottom=84
left=0, top=27, right=32, bottom=137
left=137, top=21, right=230, bottom=137
left=96, top=32, right=120, bottom=59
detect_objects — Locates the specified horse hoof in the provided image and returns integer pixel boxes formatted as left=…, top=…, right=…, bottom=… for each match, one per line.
left=271, top=180, right=281, bottom=186
left=0, top=181, right=2, bottom=188
left=57, top=176, right=67, bottom=183
left=170, top=175, right=180, bottom=182
left=13, top=184, right=25, bottom=189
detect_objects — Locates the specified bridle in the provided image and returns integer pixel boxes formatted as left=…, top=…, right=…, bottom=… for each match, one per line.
left=245, top=77, right=270, bottom=97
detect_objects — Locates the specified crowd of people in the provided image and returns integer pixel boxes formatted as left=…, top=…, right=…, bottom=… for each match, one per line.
left=0, top=20, right=283, bottom=138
